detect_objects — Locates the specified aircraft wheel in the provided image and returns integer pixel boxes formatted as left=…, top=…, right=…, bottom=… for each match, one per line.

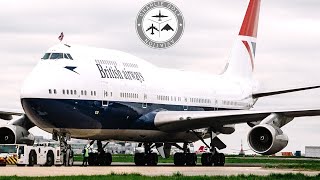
left=134, top=153, right=146, bottom=166
left=88, top=153, right=98, bottom=166
left=185, top=153, right=197, bottom=166
left=173, top=153, right=186, bottom=166
left=201, top=153, right=212, bottom=166
left=215, top=153, right=225, bottom=166
left=105, top=153, right=112, bottom=166
left=145, top=153, right=158, bottom=166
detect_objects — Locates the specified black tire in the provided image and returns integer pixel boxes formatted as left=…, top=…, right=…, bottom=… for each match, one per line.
left=212, top=153, right=219, bottom=166
left=201, top=153, right=212, bottom=166
left=28, top=151, right=37, bottom=166
left=173, top=153, right=186, bottom=166
left=146, top=153, right=158, bottom=166
left=134, top=153, right=145, bottom=166
left=45, top=151, right=54, bottom=166
left=185, top=153, right=197, bottom=166
left=106, top=153, right=112, bottom=166
left=99, top=153, right=112, bottom=166
left=218, top=153, right=225, bottom=166
left=88, top=153, right=98, bottom=166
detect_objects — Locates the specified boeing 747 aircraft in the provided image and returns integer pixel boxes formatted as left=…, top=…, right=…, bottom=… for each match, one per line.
left=1, top=0, right=320, bottom=166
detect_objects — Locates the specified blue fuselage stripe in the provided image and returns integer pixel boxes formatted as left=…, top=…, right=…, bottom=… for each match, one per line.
left=21, top=98, right=234, bottom=130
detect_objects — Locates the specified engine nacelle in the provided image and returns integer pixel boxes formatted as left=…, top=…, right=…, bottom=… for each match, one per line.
left=0, top=125, right=34, bottom=145
left=247, top=124, right=288, bottom=155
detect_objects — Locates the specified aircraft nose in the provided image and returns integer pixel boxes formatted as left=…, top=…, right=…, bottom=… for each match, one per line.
left=20, top=63, right=51, bottom=99
left=21, top=71, right=40, bottom=99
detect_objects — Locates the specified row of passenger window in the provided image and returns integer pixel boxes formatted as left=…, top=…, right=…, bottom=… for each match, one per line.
left=120, top=92, right=138, bottom=99
left=123, top=62, right=138, bottom=68
left=157, top=95, right=212, bottom=104
left=190, top=97, right=211, bottom=104
left=48, top=89, right=96, bottom=96
left=42, top=53, right=73, bottom=60
left=157, top=95, right=182, bottom=102
left=222, top=100, right=248, bottom=107
left=95, top=59, right=117, bottom=66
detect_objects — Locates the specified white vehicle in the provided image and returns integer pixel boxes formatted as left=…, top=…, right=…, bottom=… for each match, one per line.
left=0, top=144, right=18, bottom=166
left=16, top=143, right=63, bottom=166
left=1, top=0, right=320, bottom=166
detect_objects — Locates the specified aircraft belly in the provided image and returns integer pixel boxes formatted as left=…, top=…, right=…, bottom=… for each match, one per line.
left=43, top=128, right=199, bottom=142
left=21, top=98, right=215, bottom=142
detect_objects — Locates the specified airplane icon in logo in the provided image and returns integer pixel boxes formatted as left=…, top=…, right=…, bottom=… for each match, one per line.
left=152, top=10, right=168, bottom=21
left=146, top=24, right=159, bottom=35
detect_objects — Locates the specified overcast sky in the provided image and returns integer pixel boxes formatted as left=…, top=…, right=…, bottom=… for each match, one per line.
left=1, top=0, right=320, bottom=154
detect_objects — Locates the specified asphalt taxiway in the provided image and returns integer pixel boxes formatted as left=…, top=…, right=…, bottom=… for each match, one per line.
left=0, top=163, right=319, bottom=176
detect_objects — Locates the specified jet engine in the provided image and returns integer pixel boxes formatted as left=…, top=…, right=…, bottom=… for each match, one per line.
left=0, top=125, right=34, bottom=145
left=247, top=124, right=288, bottom=155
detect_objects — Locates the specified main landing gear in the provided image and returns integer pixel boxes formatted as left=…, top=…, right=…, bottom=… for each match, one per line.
left=134, top=143, right=158, bottom=166
left=201, top=149, right=225, bottom=166
left=173, top=143, right=197, bottom=166
left=199, top=131, right=225, bottom=166
left=88, top=140, right=112, bottom=166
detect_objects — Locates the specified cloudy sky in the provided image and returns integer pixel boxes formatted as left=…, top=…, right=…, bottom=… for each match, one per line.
left=1, top=0, right=320, bottom=154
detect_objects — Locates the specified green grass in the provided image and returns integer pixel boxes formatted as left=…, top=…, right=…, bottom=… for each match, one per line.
left=0, top=173, right=319, bottom=180
left=226, top=157, right=320, bottom=170
left=264, top=163, right=320, bottom=171
left=225, top=157, right=319, bottom=164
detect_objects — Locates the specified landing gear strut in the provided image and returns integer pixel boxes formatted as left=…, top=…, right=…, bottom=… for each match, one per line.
left=88, top=140, right=112, bottom=166
left=134, top=143, right=158, bottom=166
left=53, top=131, right=74, bottom=166
left=196, top=131, right=225, bottom=166
left=173, top=143, right=197, bottom=166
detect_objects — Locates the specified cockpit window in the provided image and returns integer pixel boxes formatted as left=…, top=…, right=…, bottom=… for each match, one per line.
left=67, top=54, right=73, bottom=60
left=41, top=53, right=74, bottom=60
left=63, top=54, right=69, bottom=59
left=50, top=53, right=63, bottom=59
left=42, top=53, right=51, bottom=60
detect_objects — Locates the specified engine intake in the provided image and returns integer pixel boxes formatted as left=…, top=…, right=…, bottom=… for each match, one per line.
left=248, top=124, right=288, bottom=155
left=0, top=125, right=34, bottom=145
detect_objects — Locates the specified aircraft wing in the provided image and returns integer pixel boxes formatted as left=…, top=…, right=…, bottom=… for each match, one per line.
left=252, top=85, right=320, bottom=99
left=154, top=108, right=320, bottom=132
left=0, top=109, right=24, bottom=120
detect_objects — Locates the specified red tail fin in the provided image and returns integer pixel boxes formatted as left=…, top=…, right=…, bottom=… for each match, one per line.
left=239, top=0, right=261, bottom=38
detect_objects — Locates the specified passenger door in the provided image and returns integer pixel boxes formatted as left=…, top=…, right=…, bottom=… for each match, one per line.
left=101, top=81, right=109, bottom=107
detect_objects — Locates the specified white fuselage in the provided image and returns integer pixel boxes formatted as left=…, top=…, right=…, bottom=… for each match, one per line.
left=20, top=44, right=254, bottom=142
